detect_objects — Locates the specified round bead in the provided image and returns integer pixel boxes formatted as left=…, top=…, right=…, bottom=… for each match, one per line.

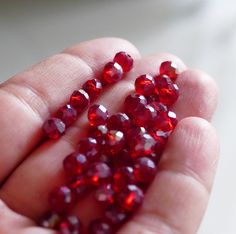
left=102, top=62, right=123, bottom=84
left=49, top=186, right=75, bottom=213
left=134, top=157, right=156, bottom=183
left=59, top=216, right=82, bottom=234
left=129, top=133, right=156, bottom=158
left=124, top=93, right=147, bottom=117
left=94, top=184, right=114, bottom=205
left=159, top=61, right=178, bottom=81
left=88, top=125, right=108, bottom=144
left=155, top=111, right=177, bottom=132
left=87, top=162, right=112, bottom=186
left=56, top=104, right=77, bottom=127
left=82, top=79, right=103, bottom=101
left=103, top=130, right=125, bottom=155
left=77, top=138, right=100, bottom=162
left=68, top=175, right=90, bottom=198
left=113, top=51, right=133, bottom=72
left=113, top=166, right=136, bottom=192
left=117, top=184, right=144, bottom=212
left=88, top=104, right=109, bottom=126
left=89, top=219, right=113, bottom=234
left=70, top=89, right=90, bottom=112
left=107, top=113, right=131, bottom=132
left=135, top=74, right=157, bottom=96
left=154, top=75, right=179, bottom=106
left=43, top=118, right=66, bottom=140
left=63, top=153, right=89, bottom=178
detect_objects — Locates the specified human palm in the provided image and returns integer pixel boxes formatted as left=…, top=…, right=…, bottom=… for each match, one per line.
left=0, top=38, right=219, bottom=234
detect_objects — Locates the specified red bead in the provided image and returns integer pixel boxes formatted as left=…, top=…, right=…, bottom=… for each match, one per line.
left=77, top=138, right=100, bottom=162
left=113, top=167, right=136, bottom=192
left=102, top=62, right=123, bottom=84
left=117, top=185, right=144, bottom=212
left=82, top=79, right=103, bottom=101
left=107, top=113, right=131, bottom=132
left=63, top=153, right=89, bottom=178
left=129, top=133, right=156, bottom=158
left=43, top=118, right=66, bottom=139
left=159, top=61, right=179, bottom=81
left=134, top=157, right=156, bottom=183
left=87, top=162, right=112, bottom=186
left=39, top=212, right=61, bottom=229
left=68, top=175, right=90, bottom=198
left=113, top=51, right=133, bottom=72
left=105, top=206, right=128, bottom=226
left=56, top=104, right=77, bottom=127
left=59, top=216, right=82, bottom=234
left=124, top=93, right=147, bottom=117
left=155, top=111, right=177, bottom=132
left=103, top=130, right=125, bottom=155
left=70, top=89, right=90, bottom=112
left=132, top=104, right=157, bottom=128
left=89, top=219, right=113, bottom=234
left=135, top=74, right=157, bottom=96
left=88, top=104, right=109, bottom=126
left=94, top=184, right=114, bottom=205
left=154, top=75, right=179, bottom=106
left=49, top=186, right=75, bottom=213
left=88, top=125, right=108, bottom=144
left=126, top=126, right=146, bottom=142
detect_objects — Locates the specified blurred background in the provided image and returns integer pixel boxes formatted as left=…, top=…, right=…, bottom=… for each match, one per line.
left=0, top=0, right=235, bottom=233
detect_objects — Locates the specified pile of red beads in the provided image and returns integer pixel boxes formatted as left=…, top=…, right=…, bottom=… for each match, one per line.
left=40, top=57, right=179, bottom=234
left=42, top=51, right=134, bottom=140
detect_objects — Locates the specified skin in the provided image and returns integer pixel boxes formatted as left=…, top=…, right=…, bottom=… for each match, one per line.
left=0, top=38, right=219, bottom=234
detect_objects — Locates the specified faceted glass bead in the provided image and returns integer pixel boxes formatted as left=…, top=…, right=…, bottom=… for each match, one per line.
left=113, top=51, right=133, bottom=72
left=134, top=157, right=156, bottom=183
left=43, top=118, right=66, bottom=140
left=113, top=167, right=136, bottom=192
left=117, top=184, right=144, bottom=212
left=69, top=89, right=90, bottom=112
left=154, top=75, right=179, bottom=106
left=49, top=186, right=75, bottom=213
left=39, top=212, right=61, bottom=229
left=135, top=74, right=157, bottom=96
left=126, top=126, right=146, bottom=142
left=124, top=93, right=147, bottom=116
left=88, top=104, right=109, bottom=126
left=89, top=219, right=113, bottom=234
left=59, top=216, right=82, bottom=234
left=56, top=104, right=77, bottom=127
left=63, top=152, right=89, bottom=178
left=88, top=125, right=108, bottom=144
left=105, top=206, right=128, bottom=226
left=155, top=111, right=177, bottom=132
left=132, top=104, right=157, bottom=128
left=129, top=133, right=156, bottom=158
left=94, top=184, right=114, bottom=205
left=102, top=62, right=123, bottom=84
left=77, top=138, right=100, bottom=162
left=107, top=113, right=131, bottom=132
left=82, top=78, right=103, bottom=101
left=87, top=162, right=112, bottom=186
left=103, top=130, right=125, bottom=155
left=159, top=61, right=178, bottom=81
left=68, top=175, right=90, bottom=198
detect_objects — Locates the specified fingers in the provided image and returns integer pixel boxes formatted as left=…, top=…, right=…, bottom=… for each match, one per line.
left=118, top=117, right=220, bottom=234
left=0, top=37, right=140, bottom=182
left=0, top=199, right=55, bottom=234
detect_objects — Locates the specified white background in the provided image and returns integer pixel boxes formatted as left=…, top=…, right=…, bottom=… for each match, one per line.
left=0, top=0, right=235, bottom=233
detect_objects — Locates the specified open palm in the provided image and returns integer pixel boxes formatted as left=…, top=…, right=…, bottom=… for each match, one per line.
left=0, top=38, right=219, bottom=234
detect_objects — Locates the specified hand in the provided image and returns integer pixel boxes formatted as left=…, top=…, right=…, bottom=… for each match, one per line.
left=0, top=38, right=219, bottom=234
